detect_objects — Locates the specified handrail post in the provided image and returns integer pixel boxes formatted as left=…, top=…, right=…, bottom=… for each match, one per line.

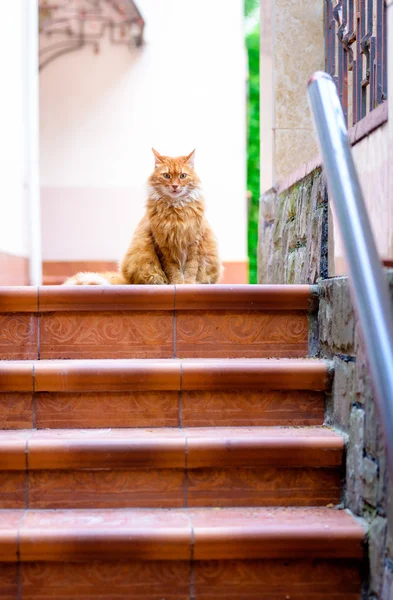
left=307, top=71, right=393, bottom=473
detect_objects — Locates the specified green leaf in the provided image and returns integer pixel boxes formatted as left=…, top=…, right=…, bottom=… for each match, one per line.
left=245, top=13, right=260, bottom=283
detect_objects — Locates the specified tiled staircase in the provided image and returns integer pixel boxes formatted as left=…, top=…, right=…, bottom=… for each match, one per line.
left=0, top=285, right=365, bottom=599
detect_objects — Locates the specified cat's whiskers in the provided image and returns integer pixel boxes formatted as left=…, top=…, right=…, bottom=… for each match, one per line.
left=148, top=185, right=202, bottom=208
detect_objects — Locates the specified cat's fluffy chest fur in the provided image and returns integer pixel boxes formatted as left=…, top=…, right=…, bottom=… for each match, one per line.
left=148, top=195, right=204, bottom=255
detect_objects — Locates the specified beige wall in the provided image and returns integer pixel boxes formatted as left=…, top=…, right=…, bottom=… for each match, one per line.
left=40, top=0, right=247, bottom=267
left=260, top=0, right=324, bottom=193
left=330, top=123, right=391, bottom=276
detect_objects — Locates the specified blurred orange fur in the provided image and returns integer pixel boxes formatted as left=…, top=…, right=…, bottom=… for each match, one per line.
left=63, top=271, right=126, bottom=285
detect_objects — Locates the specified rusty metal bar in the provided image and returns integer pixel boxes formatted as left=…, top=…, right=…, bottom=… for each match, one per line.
left=326, top=0, right=336, bottom=78
left=376, top=0, right=386, bottom=105
left=361, top=0, right=373, bottom=112
left=342, top=0, right=349, bottom=121
left=334, top=1, right=347, bottom=120
left=383, top=0, right=387, bottom=100
left=325, top=0, right=387, bottom=126
left=357, top=0, right=364, bottom=121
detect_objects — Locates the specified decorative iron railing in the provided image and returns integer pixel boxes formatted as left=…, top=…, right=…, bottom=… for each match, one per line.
left=39, top=0, right=145, bottom=71
left=325, top=0, right=387, bottom=127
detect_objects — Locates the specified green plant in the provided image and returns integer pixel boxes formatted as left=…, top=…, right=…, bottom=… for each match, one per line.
left=245, top=1, right=260, bottom=283
left=245, top=0, right=259, bottom=16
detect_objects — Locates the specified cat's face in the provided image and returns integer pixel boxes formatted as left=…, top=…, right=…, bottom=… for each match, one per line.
left=149, top=149, right=201, bottom=202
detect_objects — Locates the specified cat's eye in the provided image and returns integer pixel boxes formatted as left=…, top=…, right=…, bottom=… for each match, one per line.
left=163, top=173, right=170, bottom=179
left=179, top=173, right=187, bottom=179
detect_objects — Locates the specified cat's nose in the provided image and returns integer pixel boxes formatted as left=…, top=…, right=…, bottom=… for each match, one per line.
left=172, top=185, right=179, bottom=191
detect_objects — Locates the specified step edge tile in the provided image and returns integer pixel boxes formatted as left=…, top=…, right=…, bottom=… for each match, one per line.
left=0, top=363, right=34, bottom=392
left=34, top=360, right=181, bottom=392
left=27, top=437, right=186, bottom=470
left=39, top=286, right=176, bottom=312
left=174, top=285, right=312, bottom=311
left=0, top=288, right=38, bottom=313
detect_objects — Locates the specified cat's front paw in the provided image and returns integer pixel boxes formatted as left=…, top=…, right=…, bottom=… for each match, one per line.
left=148, top=275, right=168, bottom=285
left=169, top=275, right=185, bottom=285
left=184, top=278, right=197, bottom=284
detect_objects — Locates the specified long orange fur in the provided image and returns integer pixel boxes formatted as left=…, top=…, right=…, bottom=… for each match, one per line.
left=64, top=149, right=221, bottom=286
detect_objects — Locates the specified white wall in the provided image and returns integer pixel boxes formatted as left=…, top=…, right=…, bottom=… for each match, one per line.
left=0, top=0, right=29, bottom=257
left=40, top=0, right=247, bottom=263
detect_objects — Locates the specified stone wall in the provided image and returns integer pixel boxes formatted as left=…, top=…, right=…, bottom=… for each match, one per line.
left=258, top=163, right=393, bottom=598
left=319, top=275, right=393, bottom=600
left=258, top=167, right=328, bottom=284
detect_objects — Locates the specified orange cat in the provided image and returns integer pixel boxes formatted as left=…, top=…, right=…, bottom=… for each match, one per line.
left=120, top=149, right=221, bottom=284
left=64, top=149, right=221, bottom=285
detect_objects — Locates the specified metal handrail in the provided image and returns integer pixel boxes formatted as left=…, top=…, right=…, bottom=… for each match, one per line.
left=307, top=71, right=393, bottom=472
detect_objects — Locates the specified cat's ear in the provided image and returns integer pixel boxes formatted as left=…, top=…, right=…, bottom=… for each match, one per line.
left=152, top=148, right=164, bottom=167
left=185, top=149, right=196, bottom=167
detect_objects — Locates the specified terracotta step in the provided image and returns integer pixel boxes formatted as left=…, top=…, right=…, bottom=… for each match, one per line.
left=42, top=275, right=68, bottom=285
left=0, top=559, right=364, bottom=600
left=0, top=427, right=343, bottom=509
left=0, top=507, right=364, bottom=598
left=0, top=506, right=364, bottom=562
left=0, top=284, right=315, bottom=360
left=0, top=497, right=364, bottom=599
left=0, top=359, right=328, bottom=429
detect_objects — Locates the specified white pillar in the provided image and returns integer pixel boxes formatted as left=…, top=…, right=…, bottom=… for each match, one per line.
left=25, top=0, right=42, bottom=285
